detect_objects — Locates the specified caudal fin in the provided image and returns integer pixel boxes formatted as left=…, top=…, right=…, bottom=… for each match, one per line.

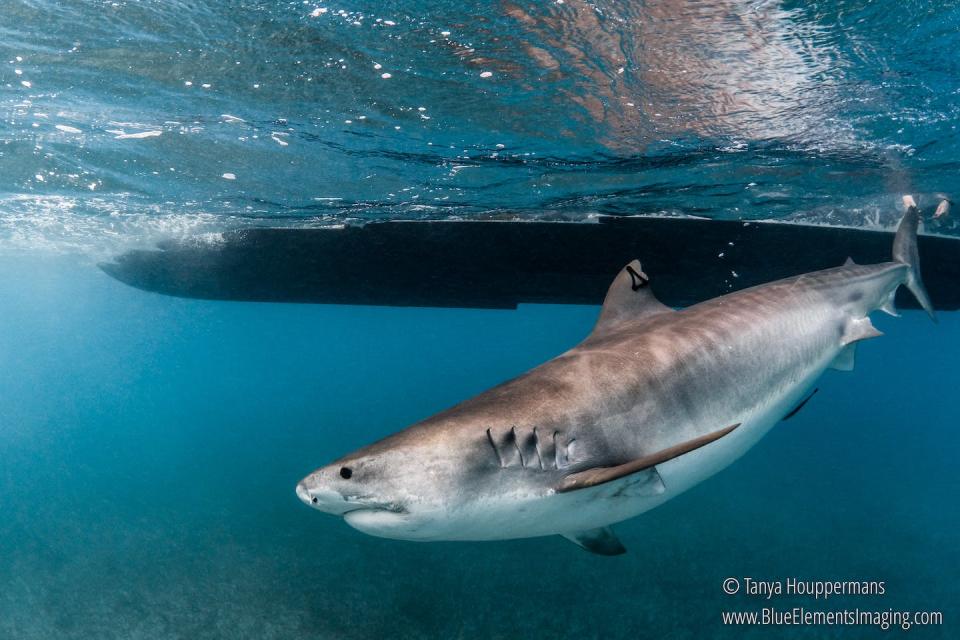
left=893, top=197, right=937, bottom=322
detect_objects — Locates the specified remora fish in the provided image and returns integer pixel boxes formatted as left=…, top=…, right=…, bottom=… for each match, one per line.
left=296, top=206, right=935, bottom=555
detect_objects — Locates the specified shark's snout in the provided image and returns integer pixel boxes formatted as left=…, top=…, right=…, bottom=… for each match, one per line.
left=296, top=476, right=357, bottom=515
left=295, top=481, right=315, bottom=505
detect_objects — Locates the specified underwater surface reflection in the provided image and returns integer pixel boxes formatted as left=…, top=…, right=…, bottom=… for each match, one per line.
left=0, top=0, right=959, bottom=252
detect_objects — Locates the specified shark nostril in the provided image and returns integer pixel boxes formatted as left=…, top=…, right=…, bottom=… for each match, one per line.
left=311, top=497, right=318, bottom=504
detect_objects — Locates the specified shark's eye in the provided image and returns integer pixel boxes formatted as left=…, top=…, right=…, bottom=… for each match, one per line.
left=339, top=466, right=353, bottom=479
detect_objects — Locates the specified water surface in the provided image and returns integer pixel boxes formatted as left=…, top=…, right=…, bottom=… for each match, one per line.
left=2, top=0, right=960, bottom=253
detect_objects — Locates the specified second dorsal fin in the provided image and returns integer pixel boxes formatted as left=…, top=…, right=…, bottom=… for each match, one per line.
left=592, top=260, right=673, bottom=335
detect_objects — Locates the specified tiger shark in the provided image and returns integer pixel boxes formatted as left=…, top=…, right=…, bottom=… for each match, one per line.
left=296, top=204, right=935, bottom=555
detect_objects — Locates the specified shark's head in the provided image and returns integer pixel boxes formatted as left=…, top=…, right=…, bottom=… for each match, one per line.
left=297, top=456, right=409, bottom=536
left=296, top=431, right=475, bottom=539
left=295, top=421, right=573, bottom=541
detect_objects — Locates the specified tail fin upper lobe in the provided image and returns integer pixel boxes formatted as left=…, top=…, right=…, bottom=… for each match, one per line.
left=893, top=203, right=937, bottom=322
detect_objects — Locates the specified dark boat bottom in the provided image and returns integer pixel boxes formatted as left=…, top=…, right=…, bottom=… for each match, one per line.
left=100, top=216, right=960, bottom=311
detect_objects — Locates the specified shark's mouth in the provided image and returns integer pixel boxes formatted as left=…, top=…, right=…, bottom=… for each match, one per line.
left=342, top=504, right=412, bottom=535
left=340, top=491, right=407, bottom=514
left=342, top=502, right=407, bottom=516
left=295, top=481, right=408, bottom=516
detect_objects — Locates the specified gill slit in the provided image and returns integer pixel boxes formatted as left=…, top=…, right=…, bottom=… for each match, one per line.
left=510, top=426, right=525, bottom=467
left=532, top=426, right=545, bottom=470
left=486, top=428, right=505, bottom=468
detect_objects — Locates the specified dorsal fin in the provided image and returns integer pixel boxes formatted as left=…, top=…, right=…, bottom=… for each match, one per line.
left=593, top=260, right=673, bottom=334
left=843, top=256, right=856, bottom=266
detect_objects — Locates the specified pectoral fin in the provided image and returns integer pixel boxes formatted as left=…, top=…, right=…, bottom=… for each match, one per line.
left=556, top=423, right=740, bottom=493
left=562, top=527, right=626, bottom=556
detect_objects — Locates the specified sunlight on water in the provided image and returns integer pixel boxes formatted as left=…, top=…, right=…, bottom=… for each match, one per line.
left=0, top=0, right=959, bottom=253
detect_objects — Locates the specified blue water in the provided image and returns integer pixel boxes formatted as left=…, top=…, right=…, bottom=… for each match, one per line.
left=0, top=255, right=957, bottom=638
left=1, top=0, right=959, bottom=638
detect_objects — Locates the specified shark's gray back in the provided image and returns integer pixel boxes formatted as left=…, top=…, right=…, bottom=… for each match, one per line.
left=354, top=261, right=905, bottom=470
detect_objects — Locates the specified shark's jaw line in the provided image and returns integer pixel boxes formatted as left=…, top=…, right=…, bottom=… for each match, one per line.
left=296, top=481, right=407, bottom=517
left=342, top=503, right=407, bottom=516
left=297, top=204, right=935, bottom=555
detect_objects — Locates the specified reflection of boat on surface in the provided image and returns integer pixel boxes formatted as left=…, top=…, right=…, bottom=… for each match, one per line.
left=101, top=216, right=960, bottom=311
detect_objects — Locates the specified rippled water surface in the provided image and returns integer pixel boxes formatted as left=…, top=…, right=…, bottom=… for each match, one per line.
left=2, top=0, right=960, bottom=252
